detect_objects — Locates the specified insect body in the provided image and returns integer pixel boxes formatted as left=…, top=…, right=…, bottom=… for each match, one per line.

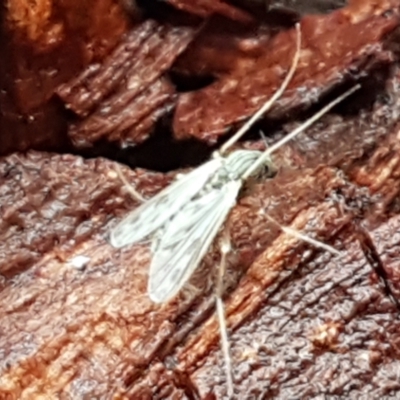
left=110, top=149, right=275, bottom=302
left=108, top=22, right=360, bottom=396
left=110, top=18, right=359, bottom=307
left=110, top=82, right=359, bottom=304
left=110, top=22, right=302, bottom=304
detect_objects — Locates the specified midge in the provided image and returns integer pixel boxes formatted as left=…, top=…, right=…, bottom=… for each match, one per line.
left=110, top=25, right=359, bottom=304
left=110, top=24, right=299, bottom=302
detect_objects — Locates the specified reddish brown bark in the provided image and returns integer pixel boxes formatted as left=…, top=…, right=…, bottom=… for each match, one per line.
left=0, top=0, right=131, bottom=154
left=2, top=62, right=400, bottom=400
left=173, top=0, right=399, bottom=143
left=1, top=0, right=400, bottom=399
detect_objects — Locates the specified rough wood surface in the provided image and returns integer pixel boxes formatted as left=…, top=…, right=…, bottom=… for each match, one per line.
left=1, top=0, right=400, bottom=399
left=57, top=20, right=196, bottom=148
left=0, top=0, right=132, bottom=154
left=173, top=0, right=399, bottom=142
left=2, top=65, right=400, bottom=399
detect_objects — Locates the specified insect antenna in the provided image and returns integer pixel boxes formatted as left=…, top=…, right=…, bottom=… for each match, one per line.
left=218, top=22, right=302, bottom=155
left=241, top=84, right=361, bottom=180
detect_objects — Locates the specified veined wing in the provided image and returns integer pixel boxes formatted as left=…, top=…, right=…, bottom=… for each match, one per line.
left=148, top=180, right=242, bottom=303
left=110, top=158, right=222, bottom=248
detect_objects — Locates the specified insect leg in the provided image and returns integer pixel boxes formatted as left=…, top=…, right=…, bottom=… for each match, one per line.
left=216, top=226, right=234, bottom=398
left=263, top=213, right=341, bottom=256
left=114, top=163, right=146, bottom=203
left=218, top=22, right=301, bottom=155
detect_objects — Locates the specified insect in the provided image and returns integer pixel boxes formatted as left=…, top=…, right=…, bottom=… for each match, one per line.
left=110, top=23, right=301, bottom=301
left=109, top=23, right=359, bottom=395
left=110, top=22, right=300, bottom=293
left=110, top=81, right=360, bottom=303
left=110, top=85, right=359, bottom=392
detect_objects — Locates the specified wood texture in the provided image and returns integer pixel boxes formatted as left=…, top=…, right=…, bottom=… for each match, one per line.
left=1, top=0, right=400, bottom=398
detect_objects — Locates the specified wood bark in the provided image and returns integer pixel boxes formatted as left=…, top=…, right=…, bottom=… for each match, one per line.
left=1, top=0, right=400, bottom=399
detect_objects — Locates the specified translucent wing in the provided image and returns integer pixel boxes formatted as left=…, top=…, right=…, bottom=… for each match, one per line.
left=110, top=158, right=222, bottom=248
left=148, top=180, right=242, bottom=303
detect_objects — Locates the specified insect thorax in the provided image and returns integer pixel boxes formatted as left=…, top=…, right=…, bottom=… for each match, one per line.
left=215, top=149, right=276, bottom=184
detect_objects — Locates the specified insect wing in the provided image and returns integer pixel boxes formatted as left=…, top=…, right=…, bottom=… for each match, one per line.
left=148, top=180, right=242, bottom=303
left=110, top=159, right=223, bottom=248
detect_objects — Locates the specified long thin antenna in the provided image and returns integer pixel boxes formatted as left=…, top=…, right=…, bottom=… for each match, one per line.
left=219, top=23, right=302, bottom=155
left=242, top=84, right=361, bottom=180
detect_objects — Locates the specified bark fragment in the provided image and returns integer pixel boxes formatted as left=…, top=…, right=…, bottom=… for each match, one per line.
left=57, top=20, right=197, bottom=147
left=165, top=0, right=253, bottom=22
left=173, top=0, right=399, bottom=143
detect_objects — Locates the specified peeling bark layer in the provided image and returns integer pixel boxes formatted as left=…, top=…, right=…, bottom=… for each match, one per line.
left=57, top=20, right=196, bottom=147
left=173, top=0, right=399, bottom=142
left=0, top=0, right=132, bottom=154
